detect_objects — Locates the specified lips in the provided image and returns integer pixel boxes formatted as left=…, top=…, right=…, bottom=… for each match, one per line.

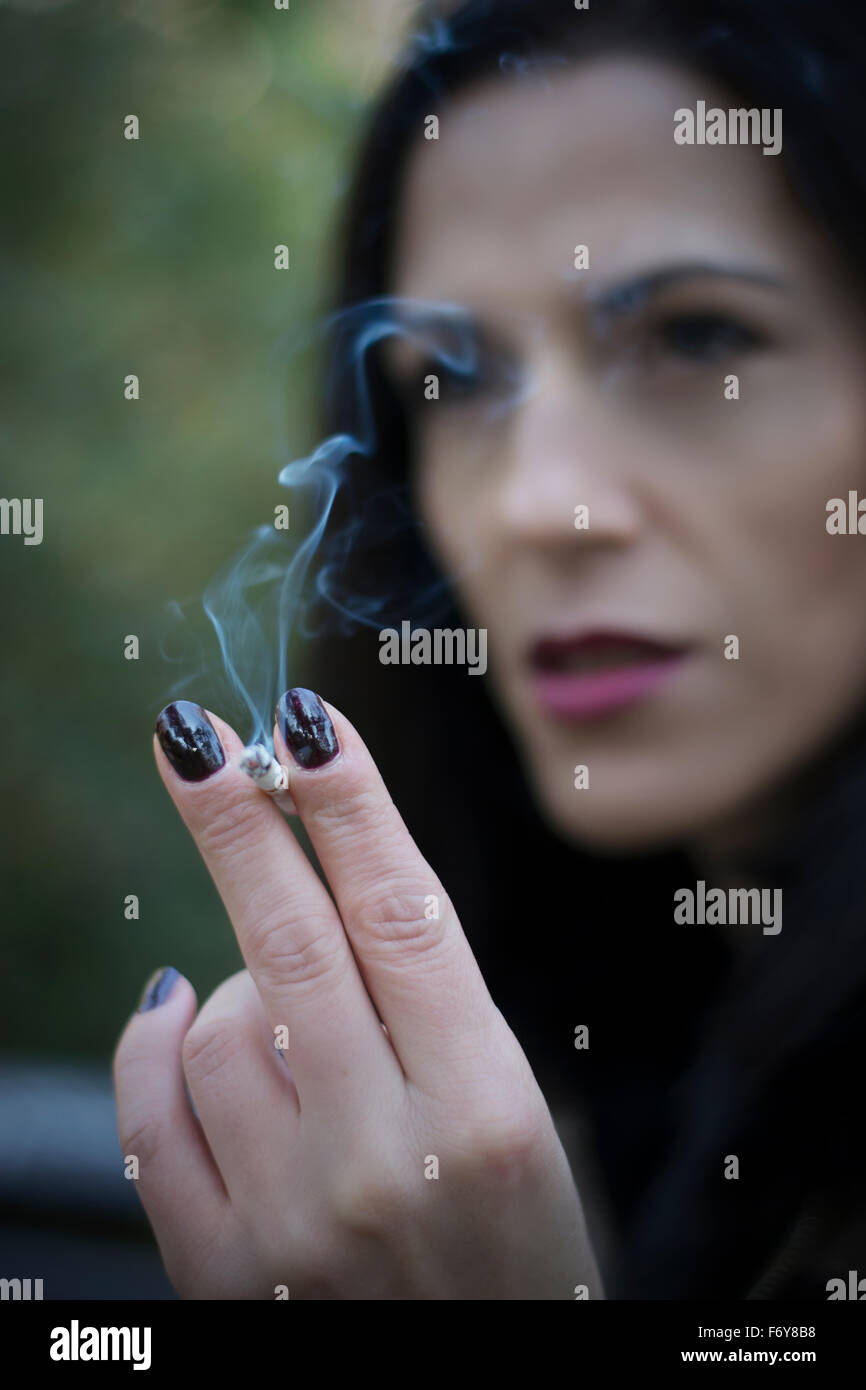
left=527, top=630, right=687, bottom=719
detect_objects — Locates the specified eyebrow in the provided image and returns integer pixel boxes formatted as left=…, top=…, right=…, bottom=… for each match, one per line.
left=383, top=261, right=791, bottom=379
left=585, top=262, right=791, bottom=318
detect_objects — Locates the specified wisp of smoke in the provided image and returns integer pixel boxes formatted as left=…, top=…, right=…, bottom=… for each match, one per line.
left=160, top=295, right=519, bottom=748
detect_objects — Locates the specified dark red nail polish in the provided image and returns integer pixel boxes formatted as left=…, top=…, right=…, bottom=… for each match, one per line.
left=276, top=688, right=339, bottom=769
left=155, top=701, right=225, bottom=782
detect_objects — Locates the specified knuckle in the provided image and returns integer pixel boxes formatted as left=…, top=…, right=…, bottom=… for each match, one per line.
left=182, top=1016, right=248, bottom=1086
left=285, top=1238, right=346, bottom=1300
left=331, top=1156, right=412, bottom=1237
left=196, top=792, right=262, bottom=862
left=353, top=877, right=449, bottom=959
left=309, top=768, right=386, bottom=835
left=453, top=1104, right=551, bottom=1184
left=249, top=912, right=345, bottom=992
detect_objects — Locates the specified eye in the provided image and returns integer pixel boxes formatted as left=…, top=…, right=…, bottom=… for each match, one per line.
left=652, top=311, right=765, bottom=362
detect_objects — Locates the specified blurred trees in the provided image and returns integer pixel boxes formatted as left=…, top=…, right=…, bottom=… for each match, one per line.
left=0, top=0, right=407, bottom=1054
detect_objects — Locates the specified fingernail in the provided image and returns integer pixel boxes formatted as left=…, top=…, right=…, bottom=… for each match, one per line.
left=137, top=966, right=182, bottom=1012
left=155, top=700, right=225, bottom=782
left=276, top=688, right=339, bottom=769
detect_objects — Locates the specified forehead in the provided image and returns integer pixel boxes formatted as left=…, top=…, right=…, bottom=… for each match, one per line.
left=391, top=57, right=808, bottom=308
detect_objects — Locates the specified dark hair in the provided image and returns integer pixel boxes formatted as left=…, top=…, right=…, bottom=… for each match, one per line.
left=302, top=0, right=866, bottom=1297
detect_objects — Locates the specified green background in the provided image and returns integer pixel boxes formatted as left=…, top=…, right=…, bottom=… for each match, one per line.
left=0, top=0, right=406, bottom=1057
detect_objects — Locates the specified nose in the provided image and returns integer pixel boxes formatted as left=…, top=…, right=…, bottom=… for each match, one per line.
left=492, top=353, right=644, bottom=549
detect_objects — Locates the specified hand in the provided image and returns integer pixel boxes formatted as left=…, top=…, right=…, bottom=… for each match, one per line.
left=113, top=689, right=602, bottom=1299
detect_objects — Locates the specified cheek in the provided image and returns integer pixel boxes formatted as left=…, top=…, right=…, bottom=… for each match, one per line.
left=679, top=349, right=866, bottom=630
left=412, top=432, right=497, bottom=600
left=664, top=394, right=866, bottom=787
left=736, top=398, right=866, bottom=655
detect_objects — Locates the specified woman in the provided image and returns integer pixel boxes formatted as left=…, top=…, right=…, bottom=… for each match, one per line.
left=114, top=0, right=866, bottom=1298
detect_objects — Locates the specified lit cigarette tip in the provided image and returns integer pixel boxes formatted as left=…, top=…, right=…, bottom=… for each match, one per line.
left=239, top=743, right=289, bottom=793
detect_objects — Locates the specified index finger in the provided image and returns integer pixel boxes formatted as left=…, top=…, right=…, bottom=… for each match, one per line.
left=274, top=688, right=503, bottom=1091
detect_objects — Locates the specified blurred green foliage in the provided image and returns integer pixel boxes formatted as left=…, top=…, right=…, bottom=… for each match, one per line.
left=0, top=0, right=406, bottom=1056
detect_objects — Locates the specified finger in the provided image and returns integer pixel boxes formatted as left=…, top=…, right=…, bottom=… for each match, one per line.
left=274, top=689, right=500, bottom=1089
left=271, top=789, right=299, bottom=816
left=113, top=967, right=230, bottom=1285
left=182, top=969, right=299, bottom=1202
left=153, top=701, right=399, bottom=1111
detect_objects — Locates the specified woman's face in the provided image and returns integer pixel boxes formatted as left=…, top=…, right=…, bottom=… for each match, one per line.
left=385, top=57, right=866, bottom=854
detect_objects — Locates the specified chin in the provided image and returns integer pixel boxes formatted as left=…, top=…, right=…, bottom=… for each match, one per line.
left=530, top=776, right=701, bottom=856
left=551, top=808, right=687, bottom=855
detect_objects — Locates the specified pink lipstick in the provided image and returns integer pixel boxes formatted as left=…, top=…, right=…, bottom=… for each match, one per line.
left=528, top=631, right=687, bottom=720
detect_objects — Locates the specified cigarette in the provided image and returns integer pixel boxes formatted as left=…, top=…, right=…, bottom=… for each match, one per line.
left=239, top=743, right=289, bottom=795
